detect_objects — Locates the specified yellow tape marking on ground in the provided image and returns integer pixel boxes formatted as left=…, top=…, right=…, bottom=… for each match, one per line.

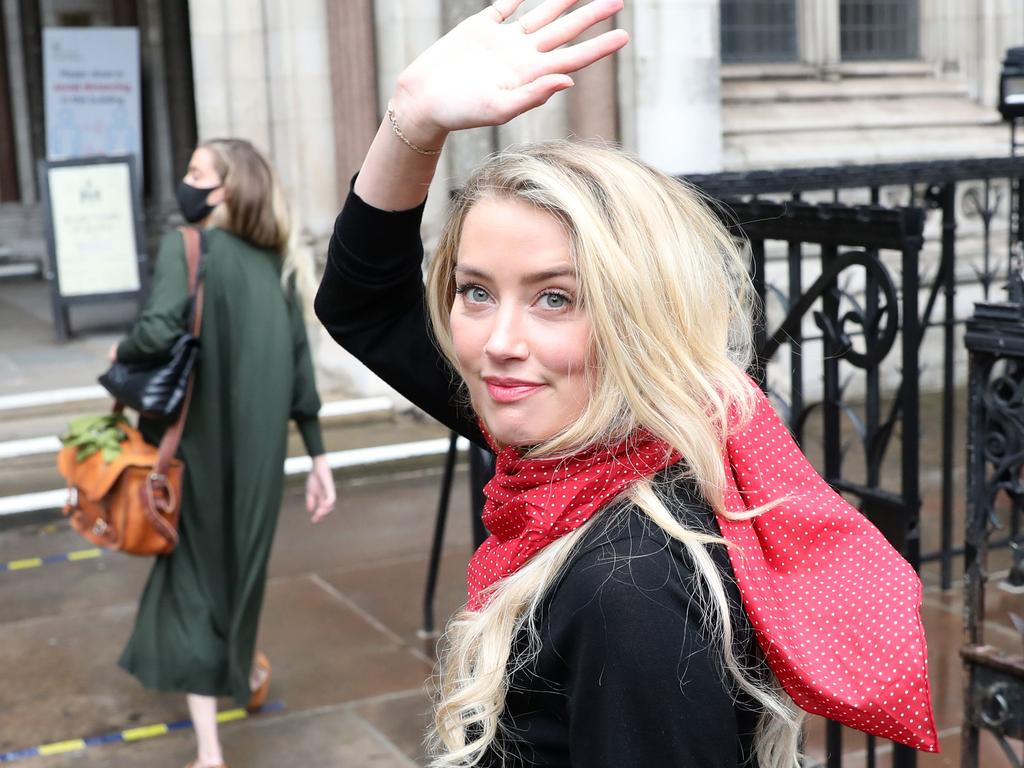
left=67, top=548, right=102, bottom=561
left=7, top=558, right=43, bottom=571
left=217, top=708, right=247, bottom=724
left=37, top=739, right=86, bottom=756
left=122, top=723, right=169, bottom=741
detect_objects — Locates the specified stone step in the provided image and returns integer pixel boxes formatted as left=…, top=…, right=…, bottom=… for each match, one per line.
left=723, top=95, right=1000, bottom=137
left=724, top=123, right=1010, bottom=171
left=0, top=390, right=395, bottom=443
left=723, top=75, right=970, bottom=104
left=0, top=409, right=458, bottom=526
left=722, top=60, right=937, bottom=81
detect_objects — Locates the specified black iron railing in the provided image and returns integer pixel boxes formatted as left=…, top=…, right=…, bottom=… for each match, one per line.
left=963, top=275, right=1024, bottom=768
left=720, top=197, right=925, bottom=767
left=689, top=156, right=1024, bottom=590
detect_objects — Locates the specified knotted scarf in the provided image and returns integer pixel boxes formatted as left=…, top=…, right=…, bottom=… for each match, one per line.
left=466, top=376, right=938, bottom=752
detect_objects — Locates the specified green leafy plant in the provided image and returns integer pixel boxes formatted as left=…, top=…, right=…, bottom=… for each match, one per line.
left=60, top=413, right=131, bottom=463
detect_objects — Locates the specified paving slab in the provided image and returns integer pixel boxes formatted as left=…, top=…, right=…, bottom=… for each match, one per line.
left=353, top=690, right=433, bottom=766
left=0, top=469, right=479, bottom=765
left=267, top=471, right=474, bottom=582
left=319, top=546, right=473, bottom=649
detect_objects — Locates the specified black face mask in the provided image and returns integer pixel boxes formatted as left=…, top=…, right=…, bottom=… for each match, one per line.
left=176, top=180, right=221, bottom=223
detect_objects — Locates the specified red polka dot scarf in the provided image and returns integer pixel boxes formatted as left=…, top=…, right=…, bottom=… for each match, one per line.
left=467, top=376, right=938, bottom=752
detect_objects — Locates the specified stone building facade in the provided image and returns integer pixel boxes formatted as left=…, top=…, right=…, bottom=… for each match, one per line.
left=1, top=0, right=1022, bottom=395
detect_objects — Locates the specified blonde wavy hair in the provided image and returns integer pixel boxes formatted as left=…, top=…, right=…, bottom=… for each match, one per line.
left=201, top=138, right=316, bottom=311
left=424, top=141, right=804, bottom=766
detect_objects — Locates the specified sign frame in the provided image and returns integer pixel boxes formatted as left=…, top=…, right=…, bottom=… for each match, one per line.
left=37, top=154, right=148, bottom=342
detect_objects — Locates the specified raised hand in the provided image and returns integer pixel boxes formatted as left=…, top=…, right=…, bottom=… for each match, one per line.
left=391, top=0, right=629, bottom=151
left=355, top=0, right=628, bottom=211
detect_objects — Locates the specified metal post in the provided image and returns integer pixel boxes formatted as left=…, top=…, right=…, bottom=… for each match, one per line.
left=891, top=208, right=924, bottom=768
left=750, top=237, right=768, bottom=388
left=821, top=242, right=843, bottom=768
left=939, top=182, right=957, bottom=590
left=421, top=431, right=460, bottom=638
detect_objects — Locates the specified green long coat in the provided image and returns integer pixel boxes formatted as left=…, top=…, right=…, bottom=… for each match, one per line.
left=116, top=227, right=324, bottom=704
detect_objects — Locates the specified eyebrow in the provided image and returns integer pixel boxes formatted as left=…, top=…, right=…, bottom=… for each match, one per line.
left=454, top=265, right=576, bottom=283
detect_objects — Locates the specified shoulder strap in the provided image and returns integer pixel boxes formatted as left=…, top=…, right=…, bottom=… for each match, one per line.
left=153, top=228, right=206, bottom=476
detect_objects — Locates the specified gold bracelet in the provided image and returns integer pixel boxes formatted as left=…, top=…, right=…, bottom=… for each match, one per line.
left=386, top=101, right=443, bottom=156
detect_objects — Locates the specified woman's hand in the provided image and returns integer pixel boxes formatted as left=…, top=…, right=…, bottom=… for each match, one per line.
left=390, top=0, right=629, bottom=150
left=305, top=455, right=336, bottom=524
left=107, top=342, right=119, bottom=363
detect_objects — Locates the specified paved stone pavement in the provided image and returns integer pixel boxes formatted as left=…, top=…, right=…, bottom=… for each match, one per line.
left=0, top=472, right=476, bottom=767
left=2, top=472, right=1020, bottom=767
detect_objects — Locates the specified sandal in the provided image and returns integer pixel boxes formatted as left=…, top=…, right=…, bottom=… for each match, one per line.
left=246, top=651, right=271, bottom=713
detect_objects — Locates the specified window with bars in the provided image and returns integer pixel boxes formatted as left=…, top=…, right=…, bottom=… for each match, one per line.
left=840, top=0, right=919, bottom=61
left=720, top=0, right=798, bottom=64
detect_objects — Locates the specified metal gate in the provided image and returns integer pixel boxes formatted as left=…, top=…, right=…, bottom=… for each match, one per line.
left=721, top=0, right=798, bottom=64
left=840, top=0, right=919, bottom=61
left=721, top=198, right=926, bottom=767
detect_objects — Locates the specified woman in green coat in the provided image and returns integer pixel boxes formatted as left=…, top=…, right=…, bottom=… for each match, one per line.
left=111, top=138, right=336, bottom=768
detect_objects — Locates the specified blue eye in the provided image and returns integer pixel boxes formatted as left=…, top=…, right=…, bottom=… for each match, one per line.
left=455, top=283, right=491, bottom=304
left=540, top=292, right=571, bottom=310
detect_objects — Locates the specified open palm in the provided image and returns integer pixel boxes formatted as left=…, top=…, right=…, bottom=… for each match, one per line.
left=393, top=0, right=628, bottom=138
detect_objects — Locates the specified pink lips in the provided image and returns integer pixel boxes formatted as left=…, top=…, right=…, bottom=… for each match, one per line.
left=484, top=377, right=544, bottom=404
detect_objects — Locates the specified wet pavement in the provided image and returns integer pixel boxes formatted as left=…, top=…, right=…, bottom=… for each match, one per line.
left=0, top=470, right=476, bottom=767
left=2, top=460, right=1021, bottom=767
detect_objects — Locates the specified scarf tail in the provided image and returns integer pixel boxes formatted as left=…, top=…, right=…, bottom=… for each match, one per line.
left=719, top=383, right=938, bottom=752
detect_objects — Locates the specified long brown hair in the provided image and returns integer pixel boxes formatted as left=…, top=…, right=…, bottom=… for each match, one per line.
left=200, top=138, right=315, bottom=311
left=201, top=137, right=290, bottom=253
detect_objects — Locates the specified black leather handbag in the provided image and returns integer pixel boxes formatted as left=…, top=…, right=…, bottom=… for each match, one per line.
left=99, top=228, right=205, bottom=422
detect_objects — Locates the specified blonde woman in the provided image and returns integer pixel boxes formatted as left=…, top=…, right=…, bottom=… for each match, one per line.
left=114, top=138, right=336, bottom=768
left=317, top=1, right=937, bottom=765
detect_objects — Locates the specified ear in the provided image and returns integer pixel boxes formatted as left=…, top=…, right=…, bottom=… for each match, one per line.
left=206, top=186, right=226, bottom=207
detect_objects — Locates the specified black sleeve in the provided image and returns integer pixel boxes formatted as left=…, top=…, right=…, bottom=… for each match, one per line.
left=314, top=185, right=485, bottom=448
left=547, top=535, right=744, bottom=768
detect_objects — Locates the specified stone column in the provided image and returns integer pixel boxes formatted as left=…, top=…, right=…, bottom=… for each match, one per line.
left=189, top=0, right=339, bottom=239
left=619, top=0, right=722, bottom=174
left=443, top=0, right=498, bottom=187
left=261, top=0, right=339, bottom=238
left=15, top=0, right=42, bottom=191
left=137, top=0, right=175, bottom=209
left=798, top=0, right=840, bottom=72
left=326, top=0, right=379, bottom=186
left=566, top=16, right=619, bottom=142
left=372, top=0, right=448, bottom=239
left=2, top=0, right=31, bottom=202
left=160, top=0, right=198, bottom=190
left=188, top=0, right=273, bottom=151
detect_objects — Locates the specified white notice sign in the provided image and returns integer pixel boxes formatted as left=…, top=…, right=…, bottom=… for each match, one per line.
left=43, top=27, right=142, bottom=163
left=47, top=161, right=141, bottom=296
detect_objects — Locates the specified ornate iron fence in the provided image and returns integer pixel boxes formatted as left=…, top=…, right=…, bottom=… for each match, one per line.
left=963, top=271, right=1024, bottom=767
left=722, top=197, right=925, bottom=767
left=689, top=156, right=1024, bottom=591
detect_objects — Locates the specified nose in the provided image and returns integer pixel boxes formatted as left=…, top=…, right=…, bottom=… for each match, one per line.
left=483, top=304, right=529, bottom=362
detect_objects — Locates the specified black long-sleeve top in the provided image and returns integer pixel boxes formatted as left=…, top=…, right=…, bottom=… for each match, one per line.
left=315, top=188, right=763, bottom=767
